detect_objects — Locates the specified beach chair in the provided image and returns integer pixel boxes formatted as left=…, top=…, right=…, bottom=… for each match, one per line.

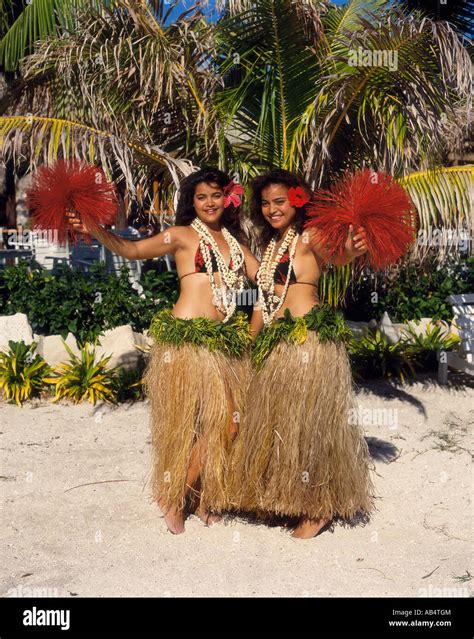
left=70, top=239, right=104, bottom=273
left=103, top=228, right=144, bottom=292
left=438, top=293, right=474, bottom=384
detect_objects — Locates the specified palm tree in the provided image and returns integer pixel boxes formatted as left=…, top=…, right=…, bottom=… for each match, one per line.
left=0, top=0, right=216, bottom=216
left=211, top=0, right=472, bottom=301
left=1, top=0, right=472, bottom=303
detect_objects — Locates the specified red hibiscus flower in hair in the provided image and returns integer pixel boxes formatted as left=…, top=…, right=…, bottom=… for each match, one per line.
left=288, top=186, right=310, bottom=207
left=223, top=180, right=244, bottom=208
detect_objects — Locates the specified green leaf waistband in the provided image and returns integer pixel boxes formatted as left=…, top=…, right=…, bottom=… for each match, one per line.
left=148, top=309, right=252, bottom=358
left=252, top=305, right=352, bottom=370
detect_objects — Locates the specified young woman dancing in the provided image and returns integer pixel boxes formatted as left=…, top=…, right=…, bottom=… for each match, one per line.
left=66, top=167, right=260, bottom=535
left=227, top=169, right=375, bottom=539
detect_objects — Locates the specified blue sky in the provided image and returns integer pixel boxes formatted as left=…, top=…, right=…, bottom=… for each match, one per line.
left=165, top=0, right=355, bottom=23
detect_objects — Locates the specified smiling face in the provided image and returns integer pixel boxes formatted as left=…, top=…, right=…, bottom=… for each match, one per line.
left=261, top=183, right=296, bottom=233
left=193, top=181, right=225, bottom=227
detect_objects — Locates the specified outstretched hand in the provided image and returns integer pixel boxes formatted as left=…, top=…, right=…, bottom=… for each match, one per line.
left=344, top=224, right=368, bottom=260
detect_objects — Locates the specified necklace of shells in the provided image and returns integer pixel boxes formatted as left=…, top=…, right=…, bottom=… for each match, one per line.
left=191, top=217, right=246, bottom=322
left=257, top=225, right=299, bottom=325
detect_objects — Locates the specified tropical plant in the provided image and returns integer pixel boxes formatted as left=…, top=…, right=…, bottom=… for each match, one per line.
left=402, top=323, right=461, bottom=371
left=348, top=328, right=415, bottom=381
left=214, top=0, right=471, bottom=181
left=344, top=253, right=473, bottom=323
left=44, top=339, right=116, bottom=403
left=0, top=0, right=212, bottom=211
left=111, top=364, right=145, bottom=402
left=0, top=339, right=52, bottom=405
left=1, top=0, right=472, bottom=307
left=0, top=260, right=179, bottom=344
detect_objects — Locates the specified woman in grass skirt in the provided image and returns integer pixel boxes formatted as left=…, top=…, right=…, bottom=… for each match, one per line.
left=227, top=169, right=376, bottom=539
left=66, top=167, right=260, bottom=534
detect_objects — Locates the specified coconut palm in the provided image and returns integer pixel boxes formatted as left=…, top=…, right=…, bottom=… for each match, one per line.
left=214, top=0, right=471, bottom=181
left=1, top=0, right=472, bottom=303
left=0, top=0, right=216, bottom=213
left=211, top=0, right=472, bottom=301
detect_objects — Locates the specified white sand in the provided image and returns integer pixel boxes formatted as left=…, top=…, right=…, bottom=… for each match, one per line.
left=1, top=375, right=472, bottom=598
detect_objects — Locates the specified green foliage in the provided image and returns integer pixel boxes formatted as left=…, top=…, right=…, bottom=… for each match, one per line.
left=110, top=365, right=145, bottom=403
left=402, top=323, right=461, bottom=371
left=44, top=340, right=116, bottom=404
left=148, top=308, right=252, bottom=358
left=344, top=254, right=473, bottom=323
left=0, top=340, right=52, bottom=405
left=0, top=261, right=178, bottom=346
left=348, top=330, right=416, bottom=382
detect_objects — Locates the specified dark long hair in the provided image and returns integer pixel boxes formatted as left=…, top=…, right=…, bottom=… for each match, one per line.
left=250, top=169, right=312, bottom=249
left=175, top=167, right=245, bottom=243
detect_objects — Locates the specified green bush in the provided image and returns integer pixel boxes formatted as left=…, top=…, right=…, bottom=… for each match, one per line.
left=44, top=340, right=116, bottom=404
left=111, top=365, right=145, bottom=402
left=402, top=323, right=461, bottom=371
left=348, top=330, right=416, bottom=381
left=344, top=253, right=473, bottom=323
left=0, top=340, right=52, bottom=405
left=0, top=261, right=179, bottom=345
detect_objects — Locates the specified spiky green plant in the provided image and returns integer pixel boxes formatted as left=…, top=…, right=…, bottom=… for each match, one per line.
left=44, top=340, right=116, bottom=404
left=0, top=340, right=52, bottom=405
left=348, top=329, right=415, bottom=381
left=401, top=322, right=461, bottom=371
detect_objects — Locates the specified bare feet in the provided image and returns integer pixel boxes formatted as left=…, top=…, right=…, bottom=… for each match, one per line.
left=291, top=517, right=330, bottom=539
left=195, top=506, right=222, bottom=527
left=158, top=499, right=185, bottom=535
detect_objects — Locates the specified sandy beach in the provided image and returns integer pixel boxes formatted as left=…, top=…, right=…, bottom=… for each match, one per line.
left=1, top=374, right=472, bottom=598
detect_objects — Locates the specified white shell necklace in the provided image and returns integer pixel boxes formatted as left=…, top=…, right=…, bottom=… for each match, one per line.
left=257, top=225, right=299, bottom=325
left=191, top=217, right=246, bottom=322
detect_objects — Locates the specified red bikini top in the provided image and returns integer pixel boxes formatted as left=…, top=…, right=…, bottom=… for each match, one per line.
left=271, top=248, right=318, bottom=288
left=273, top=248, right=297, bottom=285
left=180, top=243, right=233, bottom=280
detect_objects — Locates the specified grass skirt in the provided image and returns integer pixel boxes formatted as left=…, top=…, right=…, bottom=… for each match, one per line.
left=228, top=320, right=375, bottom=521
left=143, top=310, right=251, bottom=513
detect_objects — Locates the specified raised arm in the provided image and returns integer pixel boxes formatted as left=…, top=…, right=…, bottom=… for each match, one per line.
left=65, top=210, right=183, bottom=260
left=304, top=225, right=368, bottom=267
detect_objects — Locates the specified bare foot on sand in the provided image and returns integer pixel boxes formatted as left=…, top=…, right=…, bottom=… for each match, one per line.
left=195, top=506, right=222, bottom=527
left=158, top=499, right=185, bottom=535
left=291, top=517, right=330, bottom=539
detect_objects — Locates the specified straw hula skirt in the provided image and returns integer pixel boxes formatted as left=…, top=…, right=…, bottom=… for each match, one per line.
left=228, top=305, right=375, bottom=521
left=143, top=308, right=251, bottom=514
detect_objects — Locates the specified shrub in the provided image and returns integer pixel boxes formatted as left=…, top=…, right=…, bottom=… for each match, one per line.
left=111, top=365, right=145, bottom=402
left=44, top=341, right=116, bottom=404
left=0, top=261, right=179, bottom=345
left=402, top=323, right=461, bottom=371
left=0, top=340, right=52, bottom=405
left=344, top=253, right=473, bottom=323
left=348, top=330, right=415, bottom=381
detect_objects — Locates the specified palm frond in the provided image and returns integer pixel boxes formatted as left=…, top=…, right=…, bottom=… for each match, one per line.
left=0, top=114, right=197, bottom=206
left=302, top=3, right=471, bottom=185
left=0, top=0, right=105, bottom=72
left=398, top=165, right=473, bottom=260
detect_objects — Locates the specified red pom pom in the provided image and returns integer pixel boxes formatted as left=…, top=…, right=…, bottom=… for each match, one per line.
left=304, top=169, right=417, bottom=270
left=26, top=159, right=118, bottom=246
